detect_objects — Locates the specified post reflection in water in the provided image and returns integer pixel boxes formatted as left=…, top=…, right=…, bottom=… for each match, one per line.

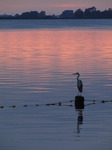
left=76, top=109, right=84, bottom=134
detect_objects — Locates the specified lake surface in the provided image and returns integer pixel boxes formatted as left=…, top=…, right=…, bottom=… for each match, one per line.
left=0, top=19, right=112, bottom=150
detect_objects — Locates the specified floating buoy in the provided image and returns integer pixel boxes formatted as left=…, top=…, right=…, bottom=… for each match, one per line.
left=75, top=96, right=84, bottom=109
left=12, top=105, right=16, bottom=108
left=102, top=100, right=105, bottom=103
left=0, top=106, right=4, bottom=109
left=46, top=104, right=50, bottom=106
left=59, top=102, right=61, bottom=106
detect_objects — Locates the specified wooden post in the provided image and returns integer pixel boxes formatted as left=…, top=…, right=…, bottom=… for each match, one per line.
left=75, top=96, right=84, bottom=109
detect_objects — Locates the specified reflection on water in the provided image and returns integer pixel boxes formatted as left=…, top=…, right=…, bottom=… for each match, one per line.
left=76, top=109, right=83, bottom=134
left=0, top=23, right=112, bottom=150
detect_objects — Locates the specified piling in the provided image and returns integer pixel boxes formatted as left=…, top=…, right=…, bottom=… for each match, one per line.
left=75, top=96, right=84, bottom=109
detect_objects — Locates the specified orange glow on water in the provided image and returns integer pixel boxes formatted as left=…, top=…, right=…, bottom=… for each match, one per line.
left=0, top=29, right=112, bottom=76
left=0, top=27, right=112, bottom=98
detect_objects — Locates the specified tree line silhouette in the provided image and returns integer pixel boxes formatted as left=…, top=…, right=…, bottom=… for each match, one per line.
left=0, top=7, right=112, bottom=19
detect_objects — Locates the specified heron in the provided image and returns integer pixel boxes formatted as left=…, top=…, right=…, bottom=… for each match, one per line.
left=73, top=72, right=83, bottom=95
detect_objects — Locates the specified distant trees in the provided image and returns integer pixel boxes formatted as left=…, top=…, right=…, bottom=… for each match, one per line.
left=60, top=10, right=74, bottom=19
left=85, top=7, right=96, bottom=18
left=14, top=11, right=46, bottom=19
left=75, top=9, right=84, bottom=19
left=101, top=8, right=112, bottom=19
left=0, top=14, right=13, bottom=19
left=0, top=7, right=112, bottom=19
left=59, top=7, right=112, bottom=19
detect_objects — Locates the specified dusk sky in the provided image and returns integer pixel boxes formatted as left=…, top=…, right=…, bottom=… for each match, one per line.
left=0, top=0, right=112, bottom=15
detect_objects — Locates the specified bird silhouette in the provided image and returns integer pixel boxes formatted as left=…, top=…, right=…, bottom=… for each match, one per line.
left=73, top=72, right=83, bottom=95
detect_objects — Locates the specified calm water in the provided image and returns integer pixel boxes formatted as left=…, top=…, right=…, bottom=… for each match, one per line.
left=0, top=20, right=112, bottom=150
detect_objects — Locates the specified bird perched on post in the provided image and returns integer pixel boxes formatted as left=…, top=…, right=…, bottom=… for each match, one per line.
left=73, top=72, right=83, bottom=95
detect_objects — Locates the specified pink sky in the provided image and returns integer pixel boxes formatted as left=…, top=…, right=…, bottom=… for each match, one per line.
left=0, top=0, right=112, bottom=15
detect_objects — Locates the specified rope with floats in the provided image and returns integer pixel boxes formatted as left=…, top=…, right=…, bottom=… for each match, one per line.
left=0, top=98, right=112, bottom=109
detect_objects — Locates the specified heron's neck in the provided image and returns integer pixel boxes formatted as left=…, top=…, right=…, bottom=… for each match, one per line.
left=77, top=74, right=80, bottom=79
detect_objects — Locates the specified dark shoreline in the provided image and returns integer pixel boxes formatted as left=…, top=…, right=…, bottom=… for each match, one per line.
left=0, top=7, right=112, bottom=19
